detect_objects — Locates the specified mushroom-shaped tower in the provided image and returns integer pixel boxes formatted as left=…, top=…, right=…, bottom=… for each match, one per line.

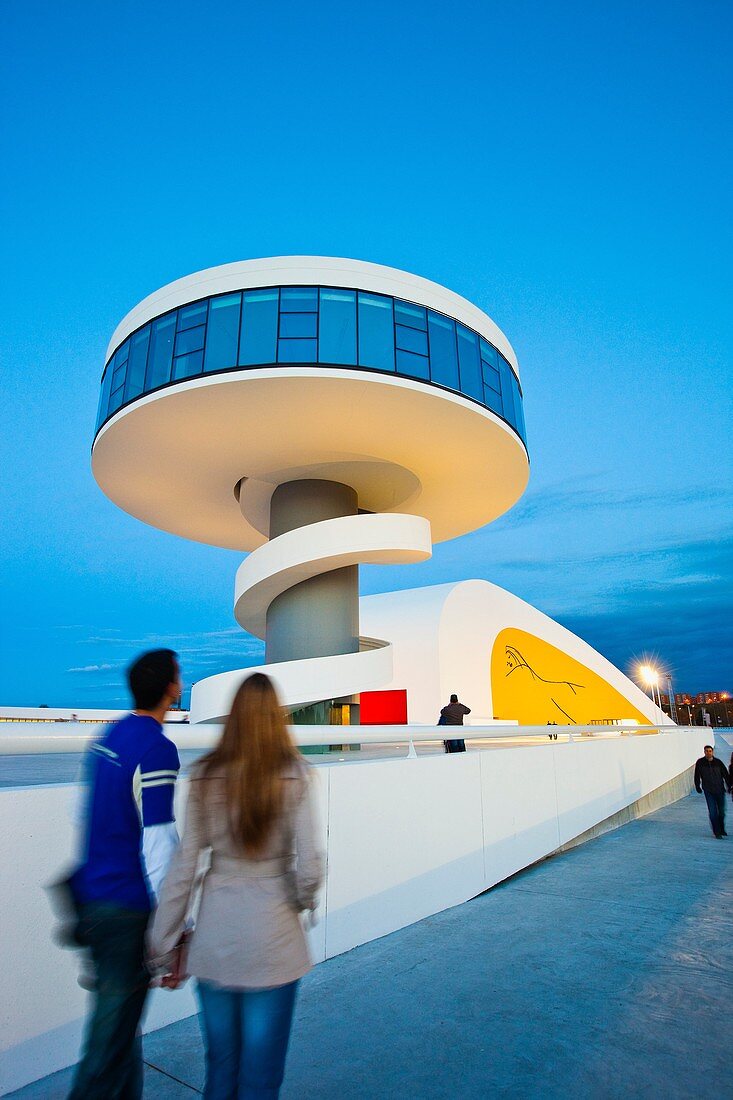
left=92, top=258, right=529, bottom=722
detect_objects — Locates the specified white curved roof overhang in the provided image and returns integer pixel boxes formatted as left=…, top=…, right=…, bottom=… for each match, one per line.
left=92, top=367, right=529, bottom=550
left=106, top=256, right=520, bottom=378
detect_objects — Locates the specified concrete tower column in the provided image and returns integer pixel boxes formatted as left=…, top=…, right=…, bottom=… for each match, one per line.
left=265, top=480, right=360, bottom=668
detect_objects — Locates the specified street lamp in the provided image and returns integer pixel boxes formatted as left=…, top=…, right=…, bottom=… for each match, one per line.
left=639, top=664, right=661, bottom=710
left=651, top=672, right=661, bottom=711
left=721, top=693, right=731, bottom=727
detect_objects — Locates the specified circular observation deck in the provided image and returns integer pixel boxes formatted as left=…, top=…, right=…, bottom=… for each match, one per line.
left=92, top=257, right=529, bottom=550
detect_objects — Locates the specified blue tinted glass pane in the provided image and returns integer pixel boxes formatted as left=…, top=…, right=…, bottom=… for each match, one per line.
left=510, top=373, right=526, bottom=442
left=204, top=293, right=241, bottom=373
left=124, top=326, right=151, bottom=401
left=358, top=292, right=395, bottom=371
left=278, top=338, right=317, bottom=363
left=394, top=300, right=427, bottom=330
left=427, top=312, right=459, bottom=389
left=483, top=361, right=501, bottom=393
left=97, top=362, right=114, bottom=427
left=456, top=324, right=483, bottom=401
left=145, top=313, right=176, bottom=390
left=173, top=349, right=204, bottom=380
left=396, top=349, right=430, bottom=380
left=175, top=325, right=205, bottom=356
left=111, top=340, right=129, bottom=391
left=279, top=312, right=317, bottom=338
left=396, top=324, right=428, bottom=355
left=239, top=289, right=279, bottom=365
left=479, top=339, right=498, bottom=368
left=109, top=384, right=125, bottom=414
left=178, top=301, right=208, bottom=330
left=319, top=288, right=356, bottom=364
left=498, top=356, right=516, bottom=426
left=112, top=360, right=126, bottom=391
left=280, top=287, right=317, bottom=312
left=483, top=385, right=503, bottom=416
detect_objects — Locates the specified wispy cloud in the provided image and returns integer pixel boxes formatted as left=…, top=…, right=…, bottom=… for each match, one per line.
left=67, top=663, right=116, bottom=673
left=552, top=536, right=733, bottom=690
left=67, top=627, right=265, bottom=689
left=556, top=535, right=722, bottom=576
left=484, top=479, right=730, bottom=543
left=373, top=529, right=733, bottom=691
left=493, top=479, right=733, bottom=529
left=57, top=625, right=266, bottom=709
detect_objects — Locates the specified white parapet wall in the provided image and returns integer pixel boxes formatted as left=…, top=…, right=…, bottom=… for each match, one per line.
left=0, top=728, right=706, bottom=1094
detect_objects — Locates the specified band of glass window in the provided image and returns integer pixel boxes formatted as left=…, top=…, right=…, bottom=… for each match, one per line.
left=96, top=287, right=527, bottom=447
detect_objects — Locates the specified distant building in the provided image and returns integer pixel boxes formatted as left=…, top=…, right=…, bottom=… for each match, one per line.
left=660, top=691, right=731, bottom=726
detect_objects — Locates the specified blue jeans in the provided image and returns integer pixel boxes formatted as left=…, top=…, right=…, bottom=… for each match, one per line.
left=197, top=979, right=299, bottom=1099
left=704, top=790, right=726, bottom=836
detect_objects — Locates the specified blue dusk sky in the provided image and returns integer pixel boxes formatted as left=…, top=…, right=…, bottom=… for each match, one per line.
left=1, top=0, right=731, bottom=708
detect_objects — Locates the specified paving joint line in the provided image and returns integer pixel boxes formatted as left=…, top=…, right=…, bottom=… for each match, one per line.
left=143, top=1058, right=202, bottom=1094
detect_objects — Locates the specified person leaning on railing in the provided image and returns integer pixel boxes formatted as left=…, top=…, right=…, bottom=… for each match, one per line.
left=441, top=693, right=471, bottom=753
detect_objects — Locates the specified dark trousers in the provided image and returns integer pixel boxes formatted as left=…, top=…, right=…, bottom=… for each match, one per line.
left=197, top=979, right=299, bottom=1099
left=703, top=791, right=727, bottom=837
left=444, top=738, right=466, bottom=753
left=67, top=903, right=150, bottom=1100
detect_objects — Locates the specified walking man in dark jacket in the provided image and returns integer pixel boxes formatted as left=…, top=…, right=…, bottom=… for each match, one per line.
left=441, top=693, right=471, bottom=753
left=694, top=744, right=731, bottom=838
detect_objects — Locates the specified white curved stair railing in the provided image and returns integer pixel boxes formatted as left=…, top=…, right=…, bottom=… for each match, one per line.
left=190, top=512, right=432, bottom=723
left=234, top=513, right=431, bottom=636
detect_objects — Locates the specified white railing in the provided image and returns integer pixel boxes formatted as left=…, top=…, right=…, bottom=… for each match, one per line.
left=0, top=724, right=708, bottom=1094
left=0, top=721, right=681, bottom=756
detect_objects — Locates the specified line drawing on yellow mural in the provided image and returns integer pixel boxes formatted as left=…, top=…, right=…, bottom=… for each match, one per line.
left=505, top=645, right=586, bottom=724
left=491, top=629, right=651, bottom=726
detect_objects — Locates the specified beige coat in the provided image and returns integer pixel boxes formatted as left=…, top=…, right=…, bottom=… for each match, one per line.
left=148, top=758, right=324, bottom=989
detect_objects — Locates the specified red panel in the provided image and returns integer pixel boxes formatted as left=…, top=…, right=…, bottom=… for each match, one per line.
left=360, top=689, right=408, bottom=725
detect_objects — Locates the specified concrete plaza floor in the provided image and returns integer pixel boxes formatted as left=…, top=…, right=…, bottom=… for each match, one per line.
left=10, top=781, right=732, bottom=1099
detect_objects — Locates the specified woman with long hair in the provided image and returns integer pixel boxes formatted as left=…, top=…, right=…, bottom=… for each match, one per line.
left=149, top=673, right=324, bottom=1098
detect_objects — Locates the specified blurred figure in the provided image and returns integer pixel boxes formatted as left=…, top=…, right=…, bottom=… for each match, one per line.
left=149, top=672, right=324, bottom=1100
left=441, top=692, right=471, bottom=753
left=694, top=744, right=731, bottom=838
left=67, top=649, right=182, bottom=1100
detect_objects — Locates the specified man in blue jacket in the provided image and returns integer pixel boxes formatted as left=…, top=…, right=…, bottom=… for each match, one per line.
left=694, top=744, right=731, bottom=839
left=68, top=649, right=182, bottom=1099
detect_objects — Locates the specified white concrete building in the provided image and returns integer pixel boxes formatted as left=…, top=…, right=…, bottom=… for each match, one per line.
left=92, top=256, right=661, bottom=727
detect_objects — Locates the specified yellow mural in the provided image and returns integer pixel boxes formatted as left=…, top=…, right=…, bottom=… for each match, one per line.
left=490, top=628, right=650, bottom=726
